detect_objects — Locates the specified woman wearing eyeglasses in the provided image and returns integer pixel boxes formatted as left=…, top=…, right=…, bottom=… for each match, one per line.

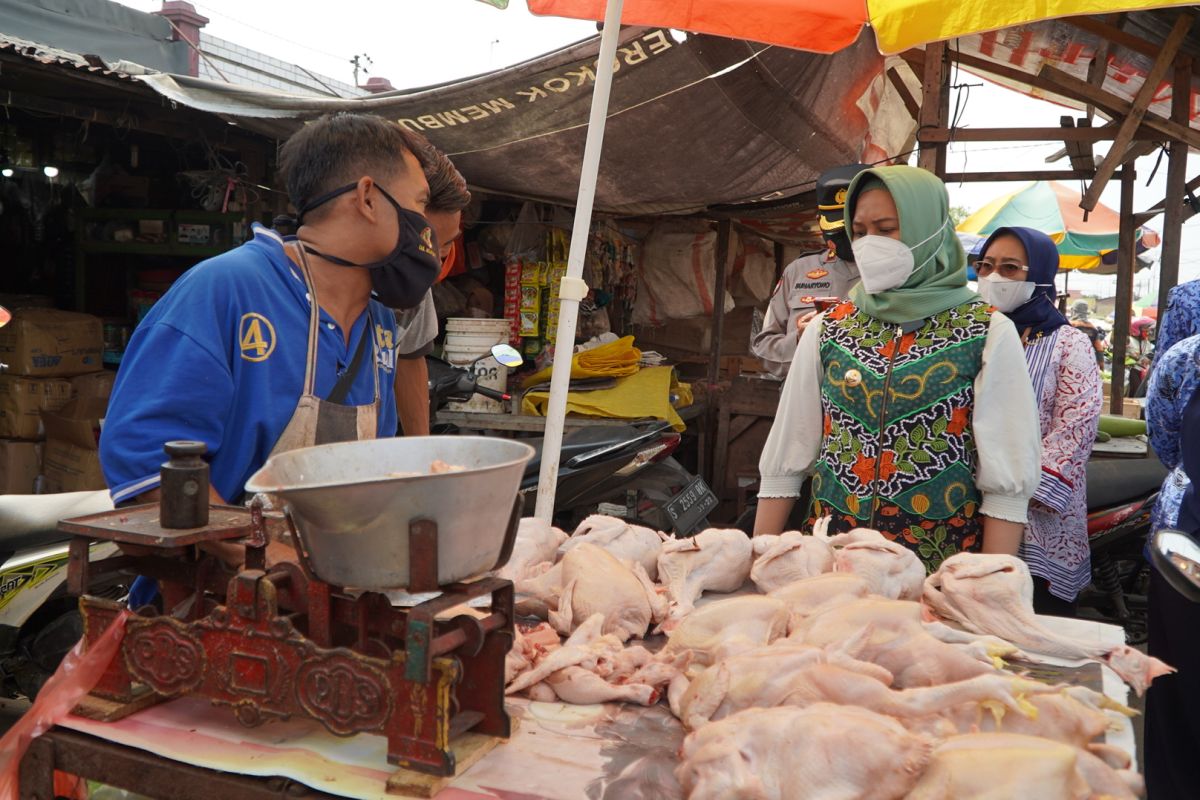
left=756, top=166, right=1041, bottom=573
left=975, top=227, right=1103, bottom=615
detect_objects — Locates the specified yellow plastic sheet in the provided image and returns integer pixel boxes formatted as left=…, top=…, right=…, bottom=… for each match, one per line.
left=522, top=366, right=693, bottom=431
left=521, top=335, right=642, bottom=388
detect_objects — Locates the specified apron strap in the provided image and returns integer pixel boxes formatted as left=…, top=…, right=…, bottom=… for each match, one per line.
left=327, top=316, right=371, bottom=405
left=294, top=243, right=322, bottom=396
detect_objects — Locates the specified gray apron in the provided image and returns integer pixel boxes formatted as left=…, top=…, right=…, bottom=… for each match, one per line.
left=269, top=243, right=380, bottom=457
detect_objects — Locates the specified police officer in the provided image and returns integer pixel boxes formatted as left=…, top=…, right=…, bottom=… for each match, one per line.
left=751, top=164, right=866, bottom=377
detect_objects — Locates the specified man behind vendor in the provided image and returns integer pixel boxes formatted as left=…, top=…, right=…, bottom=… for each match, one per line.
left=100, top=113, right=439, bottom=524
left=751, top=164, right=866, bottom=377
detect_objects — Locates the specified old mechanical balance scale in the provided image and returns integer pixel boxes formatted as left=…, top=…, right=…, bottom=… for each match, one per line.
left=62, top=435, right=536, bottom=786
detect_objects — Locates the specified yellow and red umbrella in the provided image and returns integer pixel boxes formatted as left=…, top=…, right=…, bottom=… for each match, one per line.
left=529, top=0, right=1191, bottom=54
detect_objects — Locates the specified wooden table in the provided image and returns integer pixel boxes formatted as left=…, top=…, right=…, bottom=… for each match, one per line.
left=21, top=616, right=1135, bottom=800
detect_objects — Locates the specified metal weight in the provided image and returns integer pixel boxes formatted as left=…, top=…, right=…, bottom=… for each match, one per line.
left=160, top=440, right=210, bottom=529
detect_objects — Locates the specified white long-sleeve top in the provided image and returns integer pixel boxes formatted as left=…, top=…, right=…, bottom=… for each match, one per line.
left=758, top=310, right=1042, bottom=524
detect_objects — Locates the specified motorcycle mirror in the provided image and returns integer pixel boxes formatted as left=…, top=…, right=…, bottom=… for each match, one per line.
left=1150, top=529, right=1200, bottom=603
left=490, top=344, right=523, bottom=368
left=0, top=306, right=9, bottom=329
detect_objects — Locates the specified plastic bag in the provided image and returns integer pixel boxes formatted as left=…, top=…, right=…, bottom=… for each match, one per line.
left=0, top=610, right=130, bottom=800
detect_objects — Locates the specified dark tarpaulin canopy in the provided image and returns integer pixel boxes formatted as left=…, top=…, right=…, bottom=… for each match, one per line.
left=137, top=28, right=911, bottom=217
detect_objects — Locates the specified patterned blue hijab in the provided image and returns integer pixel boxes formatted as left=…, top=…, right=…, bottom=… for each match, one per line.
left=980, top=226, right=1069, bottom=338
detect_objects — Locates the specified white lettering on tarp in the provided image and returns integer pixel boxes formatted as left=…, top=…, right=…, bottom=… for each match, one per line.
left=394, top=31, right=674, bottom=128
left=566, top=66, right=596, bottom=86
left=482, top=98, right=516, bottom=114
left=620, top=42, right=648, bottom=65
left=437, top=109, right=471, bottom=126
left=517, top=85, right=549, bottom=102
left=644, top=29, right=672, bottom=55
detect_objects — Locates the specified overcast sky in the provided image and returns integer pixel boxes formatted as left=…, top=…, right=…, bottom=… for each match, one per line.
left=114, top=0, right=1200, bottom=301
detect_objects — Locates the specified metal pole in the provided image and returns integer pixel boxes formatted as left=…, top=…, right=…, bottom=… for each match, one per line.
left=1111, top=168, right=1136, bottom=415
left=1156, top=56, right=1191, bottom=321
left=534, top=0, right=625, bottom=522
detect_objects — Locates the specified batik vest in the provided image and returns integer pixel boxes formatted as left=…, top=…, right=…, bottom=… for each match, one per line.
left=810, top=300, right=993, bottom=571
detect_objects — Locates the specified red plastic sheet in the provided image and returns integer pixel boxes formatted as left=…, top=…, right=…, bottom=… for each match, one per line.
left=0, top=610, right=130, bottom=800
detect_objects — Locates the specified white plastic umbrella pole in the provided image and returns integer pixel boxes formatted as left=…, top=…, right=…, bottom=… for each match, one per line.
left=534, top=0, right=624, bottom=523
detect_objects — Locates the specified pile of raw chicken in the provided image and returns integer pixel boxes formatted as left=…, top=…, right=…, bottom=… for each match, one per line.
left=498, top=516, right=1174, bottom=799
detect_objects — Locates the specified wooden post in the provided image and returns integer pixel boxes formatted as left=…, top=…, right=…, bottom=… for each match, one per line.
left=707, top=220, right=732, bottom=387
left=1156, top=56, right=1192, bottom=321
left=918, top=42, right=949, bottom=177
left=1111, top=168, right=1136, bottom=415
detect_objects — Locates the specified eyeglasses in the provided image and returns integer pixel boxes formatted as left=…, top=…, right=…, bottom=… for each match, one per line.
left=973, top=261, right=1030, bottom=280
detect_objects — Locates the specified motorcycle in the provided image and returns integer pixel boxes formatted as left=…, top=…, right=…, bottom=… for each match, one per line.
left=428, top=347, right=717, bottom=535
left=0, top=491, right=125, bottom=699
left=1076, top=456, right=1168, bottom=642
left=1150, top=528, right=1200, bottom=602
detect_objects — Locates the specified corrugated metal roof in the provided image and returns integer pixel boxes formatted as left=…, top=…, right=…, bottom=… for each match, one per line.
left=0, top=32, right=149, bottom=81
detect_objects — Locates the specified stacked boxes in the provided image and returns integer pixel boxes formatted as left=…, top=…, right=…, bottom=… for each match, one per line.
left=0, top=308, right=107, bottom=493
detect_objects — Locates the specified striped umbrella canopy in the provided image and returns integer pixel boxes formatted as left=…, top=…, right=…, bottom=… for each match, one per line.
left=956, top=181, right=1161, bottom=272
left=528, top=0, right=1191, bottom=54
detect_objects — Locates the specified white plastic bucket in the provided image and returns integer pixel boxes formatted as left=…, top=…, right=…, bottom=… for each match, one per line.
left=443, top=318, right=512, bottom=413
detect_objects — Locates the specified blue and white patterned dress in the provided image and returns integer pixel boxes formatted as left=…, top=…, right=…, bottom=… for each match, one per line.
left=1147, top=334, right=1200, bottom=530
left=1155, top=280, right=1200, bottom=363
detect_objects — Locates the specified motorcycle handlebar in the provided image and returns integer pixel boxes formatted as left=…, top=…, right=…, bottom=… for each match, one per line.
left=474, top=385, right=511, bottom=402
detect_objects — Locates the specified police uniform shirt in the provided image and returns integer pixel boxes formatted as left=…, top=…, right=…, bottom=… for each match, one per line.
left=751, top=251, right=860, bottom=377
left=100, top=224, right=402, bottom=504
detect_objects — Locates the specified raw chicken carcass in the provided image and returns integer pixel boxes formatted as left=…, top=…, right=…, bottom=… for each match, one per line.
left=674, top=642, right=1053, bottom=731
left=494, top=517, right=568, bottom=582
left=656, top=528, right=753, bottom=629
left=513, top=561, right=563, bottom=618
left=749, top=531, right=833, bottom=592
left=660, top=595, right=790, bottom=672
left=548, top=543, right=667, bottom=641
left=560, top=515, right=666, bottom=579
left=544, top=666, right=658, bottom=706
left=924, top=553, right=1174, bottom=695
left=928, top=685, right=1135, bottom=751
left=769, top=572, right=872, bottom=626
left=677, top=704, right=932, bottom=800
left=506, top=613, right=623, bottom=694
left=834, top=536, right=926, bottom=600
left=789, top=598, right=1001, bottom=688
left=907, top=733, right=1141, bottom=800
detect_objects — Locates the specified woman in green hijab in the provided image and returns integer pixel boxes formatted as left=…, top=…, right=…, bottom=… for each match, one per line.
left=755, top=165, right=1041, bottom=571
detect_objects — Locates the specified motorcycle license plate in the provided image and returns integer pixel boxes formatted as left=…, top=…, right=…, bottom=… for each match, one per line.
left=666, top=477, right=718, bottom=535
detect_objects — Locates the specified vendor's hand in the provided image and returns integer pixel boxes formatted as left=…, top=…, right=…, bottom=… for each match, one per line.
left=795, top=310, right=818, bottom=340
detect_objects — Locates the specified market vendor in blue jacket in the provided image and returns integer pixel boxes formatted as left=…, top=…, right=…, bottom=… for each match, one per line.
left=100, top=113, right=440, bottom=570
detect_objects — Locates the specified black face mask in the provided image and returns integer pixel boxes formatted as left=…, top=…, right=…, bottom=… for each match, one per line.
left=296, top=180, right=441, bottom=309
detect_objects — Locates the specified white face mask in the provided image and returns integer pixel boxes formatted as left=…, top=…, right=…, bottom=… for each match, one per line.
left=977, top=273, right=1038, bottom=313
left=851, top=218, right=949, bottom=295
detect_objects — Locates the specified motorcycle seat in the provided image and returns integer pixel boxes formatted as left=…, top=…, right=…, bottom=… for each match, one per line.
left=522, top=424, right=651, bottom=480
left=0, top=490, right=114, bottom=552
left=1086, top=458, right=1168, bottom=511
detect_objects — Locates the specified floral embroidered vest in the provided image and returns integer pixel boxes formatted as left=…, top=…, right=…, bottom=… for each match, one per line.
left=810, top=299, right=993, bottom=571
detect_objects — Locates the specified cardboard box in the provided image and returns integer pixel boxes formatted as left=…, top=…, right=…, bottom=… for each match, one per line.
left=0, top=439, right=41, bottom=494
left=0, top=309, right=103, bottom=377
left=41, top=396, right=107, bottom=493
left=70, top=370, right=116, bottom=402
left=0, top=376, right=73, bottom=439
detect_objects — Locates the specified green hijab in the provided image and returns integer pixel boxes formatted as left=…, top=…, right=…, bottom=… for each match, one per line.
left=845, top=165, right=978, bottom=324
